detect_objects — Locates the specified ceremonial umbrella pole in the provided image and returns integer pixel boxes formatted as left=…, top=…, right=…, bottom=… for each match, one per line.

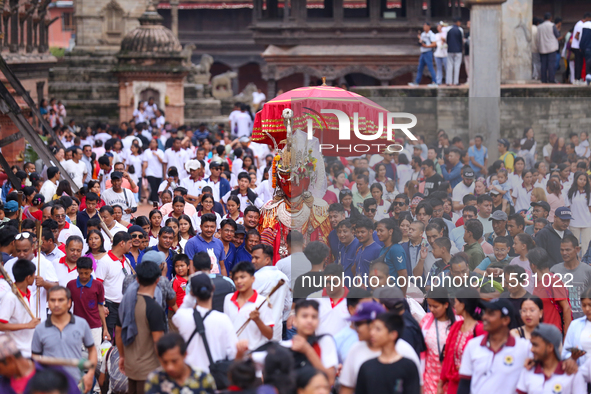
left=16, top=191, right=23, bottom=232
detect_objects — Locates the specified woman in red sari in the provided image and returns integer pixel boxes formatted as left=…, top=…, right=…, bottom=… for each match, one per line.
left=438, top=287, right=485, bottom=394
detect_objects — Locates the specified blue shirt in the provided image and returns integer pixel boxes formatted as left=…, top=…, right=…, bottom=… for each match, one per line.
left=379, top=244, right=408, bottom=277
left=224, top=242, right=238, bottom=274
left=338, top=238, right=360, bottom=281
left=125, top=249, right=145, bottom=270
left=151, top=245, right=177, bottom=280
left=234, top=244, right=253, bottom=264
left=440, top=162, right=463, bottom=188
left=476, top=255, right=511, bottom=271
left=468, top=145, right=488, bottom=176
left=450, top=226, right=465, bottom=250
left=328, top=229, right=340, bottom=261
left=184, top=235, right=225, bottom=273
left=333, top=326, right=358, bottom=363
left=354, top=241, right=382, bottom=277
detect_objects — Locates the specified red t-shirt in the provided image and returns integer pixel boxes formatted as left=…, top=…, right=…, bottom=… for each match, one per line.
left=171, top=275, right=188, bottom=308
left=533, top=276, right=569, bottom=333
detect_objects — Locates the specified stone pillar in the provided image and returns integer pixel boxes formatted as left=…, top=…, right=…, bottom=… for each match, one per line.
left=171, top=0, right=179, bottom=38
left=26, top=16, right=33, bottom=52
left=252, top=0, right=262, bottom=23
left=232, top=67, right=239, bottom=95
left=9, top=0, right=18, bottom=53
left=369, top=0, right=380, bottom=23
left=333, top=0, right=343, bottom=24
left=292, top=0, right=306, bottom=25
left=284, top=0, right=290, bottom=22
left=267, top=79, right=276, bottom=99
left=501, top=0, right=532, bottom=83
left=303, top=73, right=310, bottom=87
left=467, top=0, right=506, bottom=161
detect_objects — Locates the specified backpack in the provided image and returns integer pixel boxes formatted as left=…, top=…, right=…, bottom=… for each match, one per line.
left=188, top=309, right=233, bottom=389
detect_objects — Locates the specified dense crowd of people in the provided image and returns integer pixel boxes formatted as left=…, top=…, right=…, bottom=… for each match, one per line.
left=411, top=11, right=591, bottom=86
left=2, top=109, right=591, bottom=394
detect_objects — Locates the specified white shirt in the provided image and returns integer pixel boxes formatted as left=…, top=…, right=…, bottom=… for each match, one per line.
left=156, top=115, right=166, bottom=129
left=572, top=20, right=585, bottom=49
left=255, top=180, right=273, bottom=205
left=452, top=181, right=476, bottom=204
left=229, top=110, right=241, bottom=134
left=235, top=112, right=253, bottom=138
left=307, top=290, right=350, bottom=336
left=223, top=290, right=274, bottom=350
left=105, top=222, right=128, bottom=238
left=52, top=258, right=80, bottom=287
left=172, top=305, right=238, bottom=373
left=0, top=288, right=34, bottom=357
left=252, top=91, right=266, bottom=105
left=95, top=253, right=132, bottom=303
left=339, top=339, right=422, bottom=389
left=459, top=334, right=531, bottom=394
left=180, top=178, right=208, bottom=198
left=565, top=190, right=591, bottom=228
left=163, top=148, right=191, bottom=179
left=253, top=266, right=289, bottom=341
left=126, top=154, right=144, bottom=183
left=61, top=159, right=87, bottom=189
left=143, top=102, right=158, bottom=119
left=222, top=191, right=263, bottom=211
left=434, top=30, right=448, bottom=58
left=57, top=223, right=84, bottom=245
left=42, top=245, right=65, bottom=265
left=512, top=184, right=533, bottom=212
left=101, top=188, right=137, bottom=222
left=516, top=363, right=586, bottom=394
left=143, top=149, right=165, bottom=178
left=5, top=255, right=58, bottom=321
left=122, top=135, right=143, bottom=150
left=40, top=179, right=58, bottom=202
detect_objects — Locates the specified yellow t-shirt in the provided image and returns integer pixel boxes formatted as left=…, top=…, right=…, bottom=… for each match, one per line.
left=499, top=151, right=514, bottom=172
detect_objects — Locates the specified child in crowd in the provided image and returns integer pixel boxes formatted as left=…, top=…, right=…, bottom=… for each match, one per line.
left=474, top=236, right=512, bottom=276
left=509, top=233, right=535, bottom=293
left=491, top=169, right=513, bottom=212
left=171, top=254, right=190, bottom=309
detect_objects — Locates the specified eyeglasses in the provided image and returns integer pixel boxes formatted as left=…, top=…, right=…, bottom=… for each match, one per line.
left=366, top=208, right=377, bottom=213
left=392, top=202, right=406, bottom=207
left=53, top=214, right=66, bottom=219
left=131, top=234, right=144, bottom=239
left=493, top=248, right=508, bottom=253
left=15, top=232, right=32, bottom=240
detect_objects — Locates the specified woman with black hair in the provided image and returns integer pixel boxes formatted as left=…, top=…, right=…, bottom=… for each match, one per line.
left=295, top=369, right=330, bottom=394
left=23, top=193, right=45, bottom=221
left=566, top=171, right=591, bottom=255
left=178, top=214, right=196, bottom=251
left=439, top=287, right=485, bottom=394
left=53, top=179, right=73, bottom=199
left=339, top=189, right=356, bottom=218
left=261, top=345, right=296, bottom=394
left=85, top=229, right=107, bottom=271
left=420, top=287, right=458, bottom=394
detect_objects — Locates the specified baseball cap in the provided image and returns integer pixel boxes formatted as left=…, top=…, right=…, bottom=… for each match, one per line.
left=347, top=302, right=386, bottom=322
left=489, top=189, right=500, bottom=196
left=462, top=167, right=475, bottom=178
left=554, top=207, right=573, bottom=220
left=373, top=287, right=406, bottom=313
left=239, top=136, right=250, bottom=144
left=190, top=272, right=214, bottom=297
left=530, top=201, right=551, bottom=212
left=235, top=224, right=246, bottom=235
left=128, top=225, right=146, bottom=236
left=111, top=171, right=123, bottom=180
left=489, top=210, right=508, bottom=221
left=3, top=200, right=18, bottom=213
left=481, top=298, right=515, bottom=321
left=185, top=160, right=201, bottom=172
left=143, top=250, right=165, bottom=265
left=497, top=138, right=510, bottom=148
left=532, top=323, right=563, bottom=360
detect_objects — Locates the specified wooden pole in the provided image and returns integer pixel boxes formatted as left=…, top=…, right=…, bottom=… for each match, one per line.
left=236, top=279, right=285, bottom=336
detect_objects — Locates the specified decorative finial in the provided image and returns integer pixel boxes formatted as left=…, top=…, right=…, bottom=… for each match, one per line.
left=322, top=77, right=326, bottom=86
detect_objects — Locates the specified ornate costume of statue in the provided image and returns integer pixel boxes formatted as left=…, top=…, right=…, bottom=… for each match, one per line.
left=259, top=109, right=332, bottom=262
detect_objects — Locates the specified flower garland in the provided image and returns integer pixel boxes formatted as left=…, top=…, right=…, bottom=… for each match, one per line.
left=272, top=154, right=281, bottom=189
